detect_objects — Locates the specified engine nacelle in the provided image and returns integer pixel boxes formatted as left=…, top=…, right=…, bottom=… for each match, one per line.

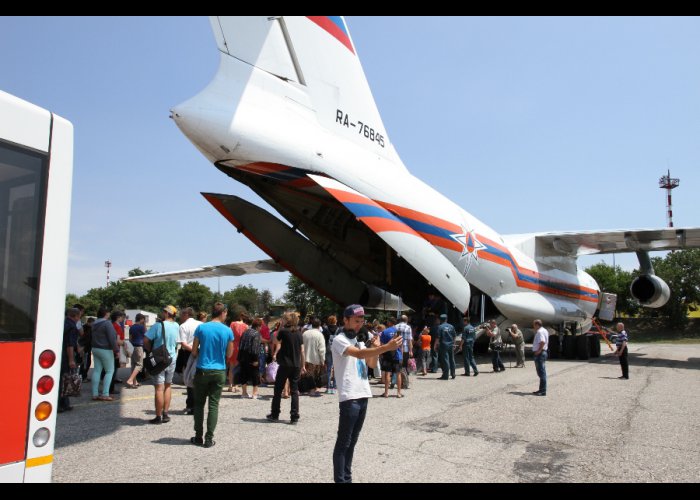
left=630, top=274, right=670, bottom=308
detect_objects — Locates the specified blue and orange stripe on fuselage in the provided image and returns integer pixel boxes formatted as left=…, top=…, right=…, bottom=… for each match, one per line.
left=225, top=162, right=598, bottom=304
left=352, top=200, right=599, bottom=304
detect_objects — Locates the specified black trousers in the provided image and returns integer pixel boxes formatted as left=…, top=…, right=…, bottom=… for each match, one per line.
left=619, top=346, right=629, bottom=378
left=271, top=365, right=300, bottom=419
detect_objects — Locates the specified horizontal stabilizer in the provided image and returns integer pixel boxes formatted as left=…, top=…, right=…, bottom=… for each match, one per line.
left=121, top=260, right=285, bottom=283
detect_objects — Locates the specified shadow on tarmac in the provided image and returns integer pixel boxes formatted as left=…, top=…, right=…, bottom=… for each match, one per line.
left=151, top=437, right=193, bottom=446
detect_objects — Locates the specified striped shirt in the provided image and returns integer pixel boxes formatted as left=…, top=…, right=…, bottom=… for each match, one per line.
left=396, top=321, right=413, bottom=352
left=616, top=330, right=628, bottom=350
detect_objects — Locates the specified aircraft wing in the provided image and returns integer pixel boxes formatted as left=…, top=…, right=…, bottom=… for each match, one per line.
left=517, top=227, right=700, bottom=256
left=121, top=259, right=285, bottom=283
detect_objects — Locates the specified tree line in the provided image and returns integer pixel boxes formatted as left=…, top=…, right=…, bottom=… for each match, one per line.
left=65, top=269, right=339, bottom=321
left=585, top=249, right=700, bottom=329
left=66, top=249, right=699, bottom=328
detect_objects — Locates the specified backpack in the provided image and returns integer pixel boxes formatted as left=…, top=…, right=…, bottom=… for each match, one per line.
left=237, top=328, right=259, bottom=364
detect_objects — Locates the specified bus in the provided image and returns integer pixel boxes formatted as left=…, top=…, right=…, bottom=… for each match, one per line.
left=0, top=90, right=73, bottom=482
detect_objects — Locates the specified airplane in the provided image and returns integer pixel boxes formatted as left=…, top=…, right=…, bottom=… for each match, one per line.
left=126, top=16, right=700, bottom=342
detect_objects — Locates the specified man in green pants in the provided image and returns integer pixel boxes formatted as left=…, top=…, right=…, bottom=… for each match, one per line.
left=191, top=302, right=234, bottom=448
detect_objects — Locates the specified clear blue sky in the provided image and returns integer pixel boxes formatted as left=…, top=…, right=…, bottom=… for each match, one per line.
left=2, top=16, right=699, bottom=300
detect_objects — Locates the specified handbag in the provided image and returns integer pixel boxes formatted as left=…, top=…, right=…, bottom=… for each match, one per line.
left=407, top=357, right=417, bottom=373
left=183, top=353, right=197, bottom=388
left=491, top=342, right=503, bottom=352
left=143, top=322, right=173, bottom=375
left=61, top=368, right=82, bottom=397
left=265, top=361, right=279, bottom=384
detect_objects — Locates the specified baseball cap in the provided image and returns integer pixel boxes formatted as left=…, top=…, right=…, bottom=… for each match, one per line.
left=343, top=304, right=365, bottom=318
left=439, top=313, right=448, bottom=320
left=163, top=305, right=177, bottom=316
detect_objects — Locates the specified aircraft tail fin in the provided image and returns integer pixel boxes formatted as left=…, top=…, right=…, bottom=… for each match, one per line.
left=210, top=16, right=394, bottom=159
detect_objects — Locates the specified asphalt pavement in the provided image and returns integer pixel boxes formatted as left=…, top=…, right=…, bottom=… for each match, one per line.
left=52, top=342, right=700, bottom=483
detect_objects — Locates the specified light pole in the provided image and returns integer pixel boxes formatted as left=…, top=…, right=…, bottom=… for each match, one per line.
left=105, top=260, right=112, bottom=286
left=658, top=169, right=680, bottom=228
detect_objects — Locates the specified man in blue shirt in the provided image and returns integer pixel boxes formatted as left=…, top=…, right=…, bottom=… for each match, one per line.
left=144, top=305, right=180, bottom=424
left=191, top=302, right=233, bottom=447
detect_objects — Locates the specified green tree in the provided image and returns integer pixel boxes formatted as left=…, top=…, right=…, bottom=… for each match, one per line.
left=65, top=293, right=80, bottom=311
left=223, top=284, right=261, bottom=315
left=72, top=268, right=180, bottom=315
left=585, top=261, right=640, bottom=317
left=651, top=249, right=700, bottom=329
left=284, top=275, right=339, bottom=319
left=259, top=289, right=273, bottom=315
left=179, top=281, right=214, bottom=312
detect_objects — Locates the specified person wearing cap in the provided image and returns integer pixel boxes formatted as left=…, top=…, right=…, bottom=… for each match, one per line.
left=124, top=313, right=147, bottom=388
left=461, top=315, right=479, bottom=376
left=331, top=304, right=403, bottom=483
left=434, top=313, right=457, bottom=379
left=509, top=323, right=525, bottom=368
left=144, top=305, right=180, bottom=424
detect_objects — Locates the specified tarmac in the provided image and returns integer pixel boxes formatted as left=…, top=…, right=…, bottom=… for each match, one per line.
left=52, top=342, right=700, bottom=483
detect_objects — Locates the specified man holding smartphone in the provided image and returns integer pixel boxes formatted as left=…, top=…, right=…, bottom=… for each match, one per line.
left=331, top=305, right=402, bottom=483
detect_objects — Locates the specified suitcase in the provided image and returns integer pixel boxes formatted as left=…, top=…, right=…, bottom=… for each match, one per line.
left=298, top=372, right=316, bottom=393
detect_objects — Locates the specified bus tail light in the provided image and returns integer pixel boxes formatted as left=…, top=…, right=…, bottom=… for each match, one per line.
left=32, top=427, right=51, bottom=447
left=35, top=402, right=52, bottom=421
left=37, top=375, right=54, bottom=395
left=38, top=350, right=56, bottom=369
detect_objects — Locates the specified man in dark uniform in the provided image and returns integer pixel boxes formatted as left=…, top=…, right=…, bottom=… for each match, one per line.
left=435, top=314, right=456, bottom=379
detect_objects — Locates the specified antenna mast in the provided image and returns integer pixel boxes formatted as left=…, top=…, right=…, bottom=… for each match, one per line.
left=658, top=170, right=679, bottom=228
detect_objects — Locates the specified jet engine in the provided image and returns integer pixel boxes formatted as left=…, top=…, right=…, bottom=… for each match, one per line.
left=630, top=274, right=670, bottom=308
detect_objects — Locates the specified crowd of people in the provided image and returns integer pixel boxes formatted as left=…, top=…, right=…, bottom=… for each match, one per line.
left=61, top=299, right=631, bottom=481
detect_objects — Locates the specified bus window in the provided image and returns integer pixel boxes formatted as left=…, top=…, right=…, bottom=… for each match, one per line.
left=0, top=140, right=48, bottom=341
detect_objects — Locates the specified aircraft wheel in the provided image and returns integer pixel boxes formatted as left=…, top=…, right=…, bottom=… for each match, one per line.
left=548, top=334, right=560, bottom=359
left=562, top=335, right=576, bottom=359
left=576, top=334, right=591, bottom=360
left=588, top=334, right=601, bottom=358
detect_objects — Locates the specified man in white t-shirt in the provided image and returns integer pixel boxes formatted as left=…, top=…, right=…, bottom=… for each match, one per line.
left=531, top=319, right=549, bottom=396
left=331, top=304, right=402, bottom=483
left=178, top=307, right=202, bottom=414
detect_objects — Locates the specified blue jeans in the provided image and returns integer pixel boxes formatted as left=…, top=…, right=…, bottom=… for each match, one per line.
left=534, top=352, right=547, bottom=394
left=463, top=342, right=478, bottom=375
left=333, top=398, right=368, bottom=483
left=430, top=344, right=439, bottom=372
left=491, top=350, right=505, bottom=371
left=92, top=348, right=114, bottom=397
left=326, top=355, right=335, bottom=390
